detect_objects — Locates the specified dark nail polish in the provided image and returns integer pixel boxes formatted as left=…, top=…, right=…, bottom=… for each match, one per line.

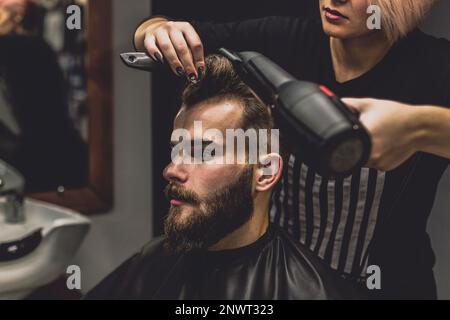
left=176, top=67, right=185, bottom=76
left=155, top=52, right=164, bottom=63
left=197, top=67, right=204, bottom=80
left=188, top=73, right=198, bottom=83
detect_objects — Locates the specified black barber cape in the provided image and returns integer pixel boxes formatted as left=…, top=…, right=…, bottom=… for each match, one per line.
left=85, top=224, right=359, bottom=300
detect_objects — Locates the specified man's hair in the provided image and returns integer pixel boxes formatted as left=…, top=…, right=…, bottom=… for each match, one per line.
left=369, top=0, right=437, bottom=43
left=181, top=54, right=274, bottom=133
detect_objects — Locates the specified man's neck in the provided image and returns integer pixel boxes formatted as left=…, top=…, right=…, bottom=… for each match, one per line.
left=330, top=31, right=392, bottom=83
left=208, top=208, right=269, bottom=252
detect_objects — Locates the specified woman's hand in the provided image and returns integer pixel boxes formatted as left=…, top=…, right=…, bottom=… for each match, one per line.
left=342, top=98, right=425, bottom=171
left=135, top=18, right=205, bottom=81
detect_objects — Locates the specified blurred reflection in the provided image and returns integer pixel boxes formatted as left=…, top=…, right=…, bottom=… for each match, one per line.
left=0, top=0, right=87, bottom=192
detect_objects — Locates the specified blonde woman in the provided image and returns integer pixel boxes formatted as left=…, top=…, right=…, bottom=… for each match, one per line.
left=134, top=0, right=450, bottom=299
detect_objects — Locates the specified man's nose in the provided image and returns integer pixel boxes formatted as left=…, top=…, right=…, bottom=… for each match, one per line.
left=163, top=162, right=188, bottom=184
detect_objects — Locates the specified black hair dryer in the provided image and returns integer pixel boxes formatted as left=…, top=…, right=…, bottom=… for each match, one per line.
left=218, top=48, right=371, bottom=178
left=119, top=49, right=372, bottom=178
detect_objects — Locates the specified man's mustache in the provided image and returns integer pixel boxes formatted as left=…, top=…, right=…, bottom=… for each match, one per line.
left=164, top=184, right=200, bottom=205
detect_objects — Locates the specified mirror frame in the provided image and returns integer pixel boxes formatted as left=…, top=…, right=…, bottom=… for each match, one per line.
left=30, top=0, right=113, bottom=214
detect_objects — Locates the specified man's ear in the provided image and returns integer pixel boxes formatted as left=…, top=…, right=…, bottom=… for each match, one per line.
left=255, top=153, right=283, bottom=192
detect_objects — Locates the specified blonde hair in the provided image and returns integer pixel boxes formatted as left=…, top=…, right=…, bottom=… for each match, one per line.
left=369, top=0, right=437, bottom=42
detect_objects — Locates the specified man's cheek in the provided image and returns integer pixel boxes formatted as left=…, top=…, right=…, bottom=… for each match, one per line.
left=192, top=174, right=221, bottom=195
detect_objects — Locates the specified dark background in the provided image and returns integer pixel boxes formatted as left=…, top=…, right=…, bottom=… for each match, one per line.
left=151, top=0, right=318, bottom=235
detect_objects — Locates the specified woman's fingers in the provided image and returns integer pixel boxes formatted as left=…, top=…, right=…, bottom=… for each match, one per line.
left=144, top=21, right=205, bottom=80
left=144, top=34, right=163, bottom=63
left=181, top=22, right=205, bottom=78
left=155, top=27, right=185, bottom=76
left=341, top=97, right=370, bottom=115
left=169, top=28, right=198, bottom=81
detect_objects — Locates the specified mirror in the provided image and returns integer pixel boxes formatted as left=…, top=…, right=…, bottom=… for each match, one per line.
left=0, top=0, right=112, bottom=214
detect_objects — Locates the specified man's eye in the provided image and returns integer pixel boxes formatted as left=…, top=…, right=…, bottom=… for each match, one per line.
left=170, top=142, right=218, bottom=162
left=202, top=143, right=218, bottom=157
left=192, top=146, right=205, bottom=159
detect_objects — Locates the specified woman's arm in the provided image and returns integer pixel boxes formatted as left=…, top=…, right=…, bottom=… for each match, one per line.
left=343, top=98, right=450, bottom=171
left=415, top=105, right=450, bottom=160
left=133, top=16, right=307, bottom=80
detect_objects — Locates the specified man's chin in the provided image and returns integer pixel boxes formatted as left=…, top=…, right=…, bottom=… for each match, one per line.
left=163, top=166, right=254, bottom=254
left=163, top=208, right=209, bottom=253
left=163, top=236, right=203, bottom=254
left=170, top=205, right=195, bottom=223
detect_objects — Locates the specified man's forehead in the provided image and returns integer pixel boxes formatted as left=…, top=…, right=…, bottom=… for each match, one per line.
left=174, top=100, right=243, bottom=132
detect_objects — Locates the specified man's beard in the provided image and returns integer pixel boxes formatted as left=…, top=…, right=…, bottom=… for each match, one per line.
left=163, top=167, right=254, bottom=254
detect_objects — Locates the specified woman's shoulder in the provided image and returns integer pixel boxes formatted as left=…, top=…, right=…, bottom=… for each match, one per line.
left=410, top=30, right=450, bottom=71
left=413, top=31, right=450, bottom=105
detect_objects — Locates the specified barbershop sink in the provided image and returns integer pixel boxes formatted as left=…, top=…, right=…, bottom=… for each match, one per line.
left=0, top=199, right=90, bottom=299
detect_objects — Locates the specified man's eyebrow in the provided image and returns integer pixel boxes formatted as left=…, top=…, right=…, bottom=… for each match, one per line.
left=170, top=139, right=215, bottom=146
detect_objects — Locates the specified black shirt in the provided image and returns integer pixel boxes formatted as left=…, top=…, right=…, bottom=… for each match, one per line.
left=85, top=223, right=361, bottom=300
left=188, top=17, right=450, bottom=299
